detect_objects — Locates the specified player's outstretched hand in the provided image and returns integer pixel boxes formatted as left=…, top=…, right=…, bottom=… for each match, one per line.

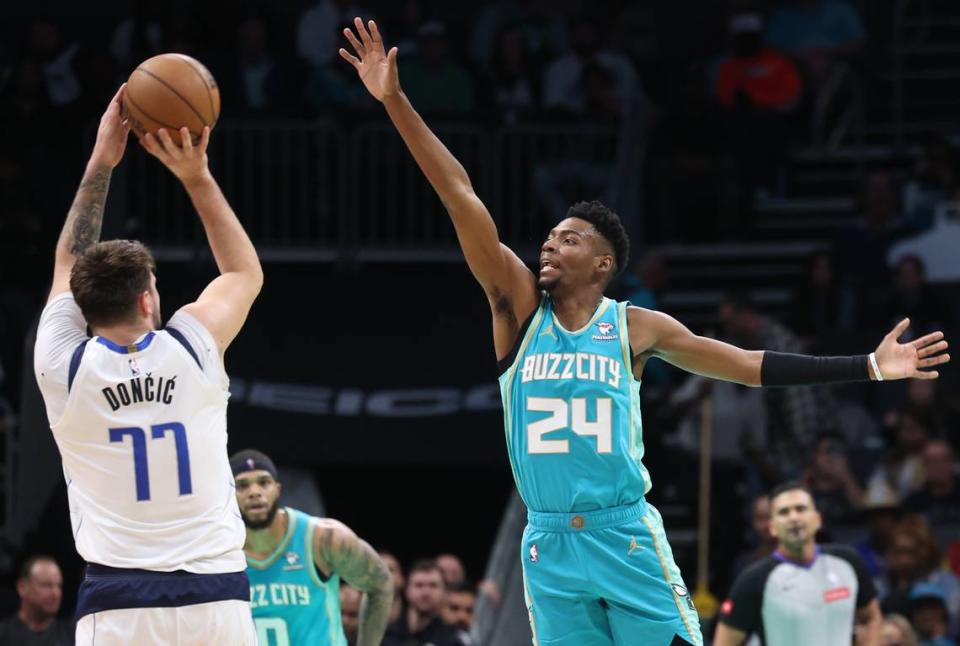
left=140, top=126, right=211, bottom=185
left=874, top=318, right=950, bottom=380
left=91, top=84, right=131, bottom=169
left=339, top=17, right=399, bottom=102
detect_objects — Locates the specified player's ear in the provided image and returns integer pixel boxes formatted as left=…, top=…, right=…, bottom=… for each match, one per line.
left=595, top=254, right=613, bottom=275
left=138, top=291, right=153, bottom=318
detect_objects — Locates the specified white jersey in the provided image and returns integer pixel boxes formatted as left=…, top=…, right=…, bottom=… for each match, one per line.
left=34, top=294, right=245, bottom=574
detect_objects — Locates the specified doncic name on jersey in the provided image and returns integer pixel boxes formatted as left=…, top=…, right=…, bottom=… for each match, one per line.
left=101, top=373, right=178, bottom=411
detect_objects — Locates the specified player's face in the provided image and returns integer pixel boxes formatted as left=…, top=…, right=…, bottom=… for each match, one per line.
left=770, top=490, right=821, bottom=550
left=538, top=218, right=613, bottom=292
left=235, top=470, right=281, bottom=529
left=406, top=569, right=446, bottom=615
left=441, top=591, right=475, bottom=630
left=18, top=561, right=62, bottom=618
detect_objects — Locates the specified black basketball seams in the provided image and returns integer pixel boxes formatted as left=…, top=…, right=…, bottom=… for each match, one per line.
left=124, top=91, right=200, bottom=142
left=172, top=54, right=218, bottom=126
left=135, top=65, right=210, bottom=127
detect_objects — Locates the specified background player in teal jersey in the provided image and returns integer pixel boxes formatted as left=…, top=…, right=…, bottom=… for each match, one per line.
left=232, top=450, right=393, bottom=646
left=340, top=17, right=951, bottom=646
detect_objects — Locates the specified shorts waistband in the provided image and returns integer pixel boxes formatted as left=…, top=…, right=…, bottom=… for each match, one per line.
left=76, top=563, right=249, bottom=619
left=527, top=500, right=646, bottom=532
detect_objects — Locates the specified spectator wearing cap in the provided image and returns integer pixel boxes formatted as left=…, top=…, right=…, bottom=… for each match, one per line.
left=716, top=12, right=803, bottom=113
left=399, top=21, right=475, bottom=114
left=909, top=583, right=954, bottom=646
left=855, top=481, right=901, bottom=582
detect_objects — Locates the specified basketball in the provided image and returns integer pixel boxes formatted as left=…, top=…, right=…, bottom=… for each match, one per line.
left=121, top=53, right=220, bottom=145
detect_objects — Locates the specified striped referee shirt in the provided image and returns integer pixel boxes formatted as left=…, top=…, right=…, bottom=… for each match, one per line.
left=718, top=544, right=876, bottom=646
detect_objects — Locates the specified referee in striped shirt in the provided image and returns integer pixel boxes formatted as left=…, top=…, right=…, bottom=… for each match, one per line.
left=714, top=482, right=882, bottom=646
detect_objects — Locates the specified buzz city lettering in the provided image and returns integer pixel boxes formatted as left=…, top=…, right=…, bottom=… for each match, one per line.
left=520, top=352, right=621, bottom=389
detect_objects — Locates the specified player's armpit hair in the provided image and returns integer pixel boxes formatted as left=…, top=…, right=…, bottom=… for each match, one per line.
left=760, top=351, right=869, bottom=387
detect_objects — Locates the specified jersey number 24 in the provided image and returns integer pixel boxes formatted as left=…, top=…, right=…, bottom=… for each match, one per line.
left=526, top=397, right=612, bottom=454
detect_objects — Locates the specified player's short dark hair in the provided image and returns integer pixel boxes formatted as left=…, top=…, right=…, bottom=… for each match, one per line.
left=770, top=481, right=815, bottom=506
left=70, top=240, right=156, bottom=327
left=408, top=558, right=443, bottom=579
left=447, top=579, right=476, bottom=594
left=18, top=555, right=57, bottom=581
left=565, top=200, right=630, bottom=279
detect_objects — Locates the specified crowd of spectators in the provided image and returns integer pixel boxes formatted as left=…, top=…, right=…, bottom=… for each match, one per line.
left=0, top=551, right=484, bottom=646
left=2, top=1, right=960, bottom=644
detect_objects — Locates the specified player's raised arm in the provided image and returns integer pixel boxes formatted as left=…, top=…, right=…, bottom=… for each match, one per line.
left=312, top=520, right=393, bottom=646
left=631, top=308, right=950, bottom=386
left=140, top=126, right=263, bottom=353
left=49, top=85, right=131, bottom=303
left=340, top=17, right=538, bottom=356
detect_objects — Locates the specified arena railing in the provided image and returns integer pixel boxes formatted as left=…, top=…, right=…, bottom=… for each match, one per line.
left=124, top=120, right=622, bottom=262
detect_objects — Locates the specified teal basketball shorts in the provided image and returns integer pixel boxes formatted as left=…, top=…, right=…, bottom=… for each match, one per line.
left=521, top=500, right=702, bottom=646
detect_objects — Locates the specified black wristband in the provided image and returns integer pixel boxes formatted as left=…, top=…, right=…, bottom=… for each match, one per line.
left=760, top=351, right=870, bottom=387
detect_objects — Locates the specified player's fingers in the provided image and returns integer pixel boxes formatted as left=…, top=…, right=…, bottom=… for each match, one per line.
left=111, top=83, right=126, bottom=104
left=343, top=28, right=365, bottom=57
left=887, top=317, right=910, bottom=340
left=914, top=369, right=939, bottom=380
left=156, top=129, right=181, bottom=157
left=339, top=48, right=361, bottom=69
left=180, top=127, right=193, bottom=152
left=924, top=353, right=950, bottom=366
left=917, top=340, right=948, bottom=358
left=910, top=330, right=944, bottom=349
left=198, top=125, right=210, bottom=152
left=369, top=20, right=384, bottom=52
left=140, top=132, right=160, bottom=156
left=387, top=46, right=398, bottom=67
left=355, top=16, right=374, bottom=48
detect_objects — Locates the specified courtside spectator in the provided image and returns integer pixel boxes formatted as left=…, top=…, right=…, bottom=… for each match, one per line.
left=0, top=556, right=73, bottom=646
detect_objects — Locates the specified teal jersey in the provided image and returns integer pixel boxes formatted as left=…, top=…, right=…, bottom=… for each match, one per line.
left=247, top=507, right=346, bottom=646
left=498, top=295, right=651, bottom=513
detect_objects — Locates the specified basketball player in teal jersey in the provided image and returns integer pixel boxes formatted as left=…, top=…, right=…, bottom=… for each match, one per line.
left=340, top=18, right=951, bottom=646
left=231, top=450, right=393, bottom=646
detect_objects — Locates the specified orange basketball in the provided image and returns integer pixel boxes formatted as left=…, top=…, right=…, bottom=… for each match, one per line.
left=121, top=53, right=220, bottom=146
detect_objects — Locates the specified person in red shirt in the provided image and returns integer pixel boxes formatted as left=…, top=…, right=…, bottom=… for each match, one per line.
left=717, top=13, right=803, bottom=112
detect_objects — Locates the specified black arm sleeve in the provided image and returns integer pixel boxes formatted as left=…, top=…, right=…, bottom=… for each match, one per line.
left=760, top=351, right=870, bottom=387
left=718, top=558, right=777, bottom=633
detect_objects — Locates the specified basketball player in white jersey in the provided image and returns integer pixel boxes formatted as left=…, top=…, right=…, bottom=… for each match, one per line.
left=33, top=85, right=262, bottom=644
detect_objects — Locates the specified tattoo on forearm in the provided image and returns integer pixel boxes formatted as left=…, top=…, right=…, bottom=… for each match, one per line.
left=319, top=525, right=393, bottom=646
left=61, top=165, right=111, bottom=257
